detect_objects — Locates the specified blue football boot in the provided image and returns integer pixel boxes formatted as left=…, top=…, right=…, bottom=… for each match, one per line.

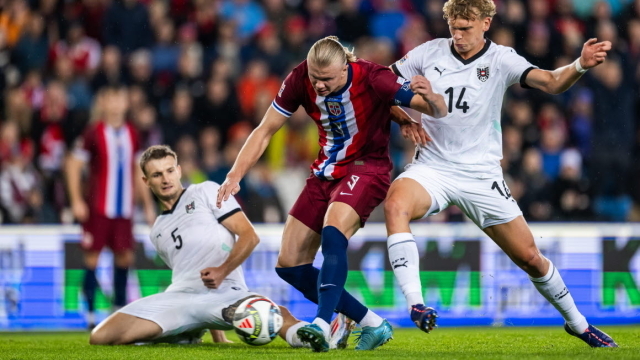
left=564, top=323, right=619, bottom=348
left=354, top=319, right=393, bottom=350
left=411, top=304, right=438, bottom=333
left=297, top=323, right=330, bottom=352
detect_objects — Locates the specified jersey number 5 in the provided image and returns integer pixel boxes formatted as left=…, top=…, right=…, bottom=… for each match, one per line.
left=444, top=87, right=469, bottom=114
left=171, top=228, right=183, bottom=249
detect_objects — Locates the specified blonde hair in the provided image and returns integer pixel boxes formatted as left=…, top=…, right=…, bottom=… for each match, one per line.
left=443, top=0, right=497, bottom=21
left=307, top=36, right=357, bottom=67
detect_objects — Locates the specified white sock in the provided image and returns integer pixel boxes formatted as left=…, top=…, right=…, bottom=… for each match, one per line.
left=87, top=312, right=95, bottom=325
left=358, top=309, right=383, bottom=328
left=285, top=321, right=310, bottom=348
left=388, top=233, right=424, bottom=311
left=529, top=259, right=588, bottom=334
left=312, top=318, right=330, bottom=338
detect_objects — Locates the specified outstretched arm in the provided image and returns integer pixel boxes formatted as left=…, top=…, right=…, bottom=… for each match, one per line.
left=524, top=38, right=611, bottom=94
left=216, top=107, right=288, bottom=208
left=200, top=211, right=260, bottom=289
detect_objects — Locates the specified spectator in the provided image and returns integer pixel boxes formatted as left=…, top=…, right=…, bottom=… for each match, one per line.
left=103, top=0, right=153, bottom=54
left=235, top=59, right=280, bottom=121
left=588, top=59, right=635, bottom=220
left=336, top=0, right=370, bottom=43
left=49, top=22, right=101, bottom=77
left=161, top=88, right=198, bottom=148
left=0, top=121, right=39, bottom=224
left=549, top=148, right=593, bottom=220
left=12, top=13, right=48, bottom=75
left=369, top=0, right=406, bottom=46
left=131, top=104, right=162, bottom=149
left=518, top=147, right=551, bottom=221
left=195, top=77, right=241, bottom=146
left=219, top=0, right=266, bottom=41
left=0, top=0, right=30, bottom=48
left=91, top=46, right=125, bottom=93
left=150, top=18, right=181, bottom=74
left=242, top=23, right=291, bottom=76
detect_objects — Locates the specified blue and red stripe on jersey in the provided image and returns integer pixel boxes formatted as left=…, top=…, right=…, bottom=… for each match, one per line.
left=272, top=60, right=402, bottom=180
left=75, top=122, right=139, bottom=219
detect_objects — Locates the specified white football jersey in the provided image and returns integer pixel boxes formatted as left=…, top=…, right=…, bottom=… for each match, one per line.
left=150, top=181, right=247, bottom=293
left=393, top=38, right=535, bottom=177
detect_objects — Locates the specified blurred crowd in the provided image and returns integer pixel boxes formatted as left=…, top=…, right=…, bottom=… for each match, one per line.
left=0, top=0, right=638, bottom=225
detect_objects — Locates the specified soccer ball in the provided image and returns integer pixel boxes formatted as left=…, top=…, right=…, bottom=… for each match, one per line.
left=233, top=296, right=283, bottom=346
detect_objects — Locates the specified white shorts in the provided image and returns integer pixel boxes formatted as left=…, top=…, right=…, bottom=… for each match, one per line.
left=396, top=164, right=522, bottom=229
left=118, top=285, right=258, bottom=339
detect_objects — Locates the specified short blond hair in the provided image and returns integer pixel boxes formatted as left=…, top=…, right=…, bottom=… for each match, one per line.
left=140, top=145, right=177, bottom=175
left=443, top=0, right=496, bottom=21
left=307, top=36, right=357, bottom=68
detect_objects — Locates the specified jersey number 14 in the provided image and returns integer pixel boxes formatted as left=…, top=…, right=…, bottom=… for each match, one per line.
left=444, top=87, right=469, bottom=114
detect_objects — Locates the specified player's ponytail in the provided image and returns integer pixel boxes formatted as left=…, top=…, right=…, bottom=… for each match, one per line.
left=307, top=36, right=357, bottom=68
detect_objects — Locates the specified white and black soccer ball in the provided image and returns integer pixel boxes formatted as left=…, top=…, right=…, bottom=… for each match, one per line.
left=233, top=297, right=283, bottom=346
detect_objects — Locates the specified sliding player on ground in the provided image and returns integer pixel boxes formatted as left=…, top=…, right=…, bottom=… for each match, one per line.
left=89, top=145, right=345, bottom=347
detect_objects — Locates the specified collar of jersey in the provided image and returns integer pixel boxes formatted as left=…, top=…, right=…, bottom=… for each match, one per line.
left=450, top=38, right=492, bottom=65
left=161, top=187, right=187, bottom=215
left=325, top=63, right=353, bottom=98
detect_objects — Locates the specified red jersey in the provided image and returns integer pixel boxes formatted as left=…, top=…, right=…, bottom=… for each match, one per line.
left=272, top=59, right=405, bottom=180
left=74, top=122, right=140, bottom=219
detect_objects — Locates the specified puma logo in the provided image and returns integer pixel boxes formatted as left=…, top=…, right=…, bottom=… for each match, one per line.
left=393, top=261, right=408, bottom=269
left=434, top=67, right=445, bottom=76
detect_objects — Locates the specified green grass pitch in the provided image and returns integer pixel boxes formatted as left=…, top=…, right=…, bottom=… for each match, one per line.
left=2, top=326, right=639, bottom=360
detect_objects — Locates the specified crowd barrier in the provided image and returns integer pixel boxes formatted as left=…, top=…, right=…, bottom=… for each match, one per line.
left=1, top=223, right=639, bottom=329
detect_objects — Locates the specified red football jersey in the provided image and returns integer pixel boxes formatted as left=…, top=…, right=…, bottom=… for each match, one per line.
left=74, top=122, right=140, bottom=219
left=272, top=59, right=405, bottom=180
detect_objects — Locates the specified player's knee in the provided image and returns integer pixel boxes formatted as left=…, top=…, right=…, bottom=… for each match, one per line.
left=275, top=265, right=298, bottom=284
left=515, top=251, right=546, bottom=277
left=384, top=195, right=411, bottom=220
left=89, top=328, right=115, bottom=345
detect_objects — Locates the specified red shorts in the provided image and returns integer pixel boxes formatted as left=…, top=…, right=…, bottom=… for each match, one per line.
left=81, top=213, right=134, bottom=253
left=289, top=168, right=391, bottom=234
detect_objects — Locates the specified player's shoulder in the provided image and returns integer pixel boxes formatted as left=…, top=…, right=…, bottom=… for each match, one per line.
left=192, top=180, right=222, bottom=195
left=83, top=121, right=102, bottom=137
left=488, top=41, right=521, bottom=58
left=411, top=38, right=449, bottom=54
left=287, top=60, right=309, bottom=80
left=352, top=58, right=387, bottom=71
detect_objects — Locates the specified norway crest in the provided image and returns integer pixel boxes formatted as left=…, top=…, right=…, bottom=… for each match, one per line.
left=477, top=64, right=490, bottom=82
left=327, top=101, right=342, bottom=116
left=186, top=201, right=195, bottom=214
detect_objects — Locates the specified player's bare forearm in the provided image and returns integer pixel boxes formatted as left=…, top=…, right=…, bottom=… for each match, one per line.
left=389, top=106, right=412, bottom=125
left=526, top=38, right=611, bottom=94
left=410, top=93, right=447, bottom=119
left=409, top=75, right=447, bottom=118
left=218, top=212, right=260, bottom=276
left=226, top=107, right=287, bottom=181
left=525, top=65, right=583, bottom=95
left=64, top=155, right=85, bottom=204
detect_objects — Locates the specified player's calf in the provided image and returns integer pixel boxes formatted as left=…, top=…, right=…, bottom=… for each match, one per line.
left=89, top=313, right=162, bottom=345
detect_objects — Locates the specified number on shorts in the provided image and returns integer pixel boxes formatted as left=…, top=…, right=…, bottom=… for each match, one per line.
left=171, top=228, right=183, bottom=249
left=491, top=180, right=512, bottom=200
